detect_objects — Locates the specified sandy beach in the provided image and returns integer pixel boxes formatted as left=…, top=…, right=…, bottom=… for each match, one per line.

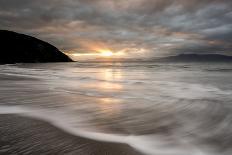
left=0, top=114, right=143, bottom=155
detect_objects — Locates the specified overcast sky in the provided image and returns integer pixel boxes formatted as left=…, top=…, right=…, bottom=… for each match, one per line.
left=0, top=0, right=232, bottom=60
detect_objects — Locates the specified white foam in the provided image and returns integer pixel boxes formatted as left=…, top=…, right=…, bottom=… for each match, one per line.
left=0, top=106, right=213, bottom=155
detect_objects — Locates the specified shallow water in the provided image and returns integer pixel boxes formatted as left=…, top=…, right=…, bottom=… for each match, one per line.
left=1, top=62, right=232, bottom=155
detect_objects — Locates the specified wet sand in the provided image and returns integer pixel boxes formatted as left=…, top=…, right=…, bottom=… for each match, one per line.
left=0, top=114, right=144, bottom=155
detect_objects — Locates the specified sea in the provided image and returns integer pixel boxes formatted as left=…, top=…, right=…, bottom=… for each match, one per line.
left=0, top=62, right=232, bottom=155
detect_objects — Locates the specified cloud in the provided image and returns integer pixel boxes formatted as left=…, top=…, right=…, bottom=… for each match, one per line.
left=0, top=0, right=232, bottom=59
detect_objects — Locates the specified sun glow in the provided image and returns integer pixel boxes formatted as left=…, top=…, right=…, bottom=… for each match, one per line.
left=69, top=47, right=126, bottom=60
left=100, top=51, right=114, bottom=57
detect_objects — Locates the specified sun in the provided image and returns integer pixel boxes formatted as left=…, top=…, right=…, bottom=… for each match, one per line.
left=100, top=51, right=113, bottom=57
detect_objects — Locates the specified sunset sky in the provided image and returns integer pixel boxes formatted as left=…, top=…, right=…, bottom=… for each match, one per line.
left=0, top=0, right=232, bottom=60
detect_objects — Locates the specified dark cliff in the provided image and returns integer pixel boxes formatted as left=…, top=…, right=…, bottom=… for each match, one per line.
left=0, top=30, right=73, bottom=64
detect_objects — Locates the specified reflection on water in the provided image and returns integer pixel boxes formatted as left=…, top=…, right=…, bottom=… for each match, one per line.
left=98, top=98, right=122, bottom=117
left=74, top=67, right=124, bottom=91
left=101, top=68, right=123, bottom=81
left=84, top=82, right=123, bottom=91
left=1, top=62, right=232, bottom=155
left=82, top=68, right=124, bottom=120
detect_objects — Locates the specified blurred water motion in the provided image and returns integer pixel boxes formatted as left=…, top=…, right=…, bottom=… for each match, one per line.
left=1, top=62, right=232, bottom=155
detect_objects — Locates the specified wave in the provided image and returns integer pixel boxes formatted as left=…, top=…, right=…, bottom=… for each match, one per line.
left=0, top=105, right=219, bottom=155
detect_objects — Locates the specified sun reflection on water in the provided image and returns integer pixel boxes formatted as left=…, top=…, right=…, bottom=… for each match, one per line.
left=97, top=98, right=122, bottom=116
left=101, top=68, right=123, bottom=81
left=83, top=67, right=124, bottom=91
left=68, top=66, right=126, bottom=117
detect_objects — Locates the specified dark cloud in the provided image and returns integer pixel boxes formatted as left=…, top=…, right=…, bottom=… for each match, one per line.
left=0, top=0, right=232, bottom=59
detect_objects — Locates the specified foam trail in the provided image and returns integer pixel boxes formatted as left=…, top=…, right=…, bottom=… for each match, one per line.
left=0, top=106, right=211, bottom=155
left=0, top=106, right=127, bottom=143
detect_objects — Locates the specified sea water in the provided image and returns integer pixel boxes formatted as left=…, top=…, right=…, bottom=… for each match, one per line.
left=0, top=62, right=232, bottom=155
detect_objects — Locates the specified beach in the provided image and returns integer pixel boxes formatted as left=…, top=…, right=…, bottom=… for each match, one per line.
left=0, top=114, right=143, bottom=155
left=1, top=62, right=232, bottom=155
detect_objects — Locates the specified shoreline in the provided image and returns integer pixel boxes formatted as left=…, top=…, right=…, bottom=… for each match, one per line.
left=0, top=114, right=144, bottom=155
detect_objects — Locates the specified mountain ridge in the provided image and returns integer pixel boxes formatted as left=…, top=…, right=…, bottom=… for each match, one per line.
left=154, top=54, right=232, bottom=62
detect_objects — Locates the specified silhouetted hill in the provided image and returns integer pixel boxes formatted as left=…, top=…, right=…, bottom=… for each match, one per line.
left=155, top=54, right=232, bottom=62
left=0, top=30, right=73, bottom=64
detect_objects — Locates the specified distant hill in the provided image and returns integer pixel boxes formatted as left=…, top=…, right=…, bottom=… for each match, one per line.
left=154, top=54, right=232, bottom=62
left=0, top=30, right=73, bottom=64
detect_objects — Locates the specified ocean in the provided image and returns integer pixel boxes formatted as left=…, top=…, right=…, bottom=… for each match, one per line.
left=0, top=62, right=232, bottom=155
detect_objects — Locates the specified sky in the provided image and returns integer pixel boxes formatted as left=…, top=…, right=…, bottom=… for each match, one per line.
left=0, top=0, right=232, bottom=60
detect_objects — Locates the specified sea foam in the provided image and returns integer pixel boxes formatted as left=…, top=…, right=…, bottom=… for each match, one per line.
left=0, top=105, right=214, bottom=155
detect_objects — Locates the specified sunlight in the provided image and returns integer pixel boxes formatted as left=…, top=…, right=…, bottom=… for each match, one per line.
left=82, top=68, right=124, bottom=91
left=69, top=48, right=126, bottom=61
left=97, top=98, right=122, bottom=116
left=100, top=50, right=113, bottom=57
